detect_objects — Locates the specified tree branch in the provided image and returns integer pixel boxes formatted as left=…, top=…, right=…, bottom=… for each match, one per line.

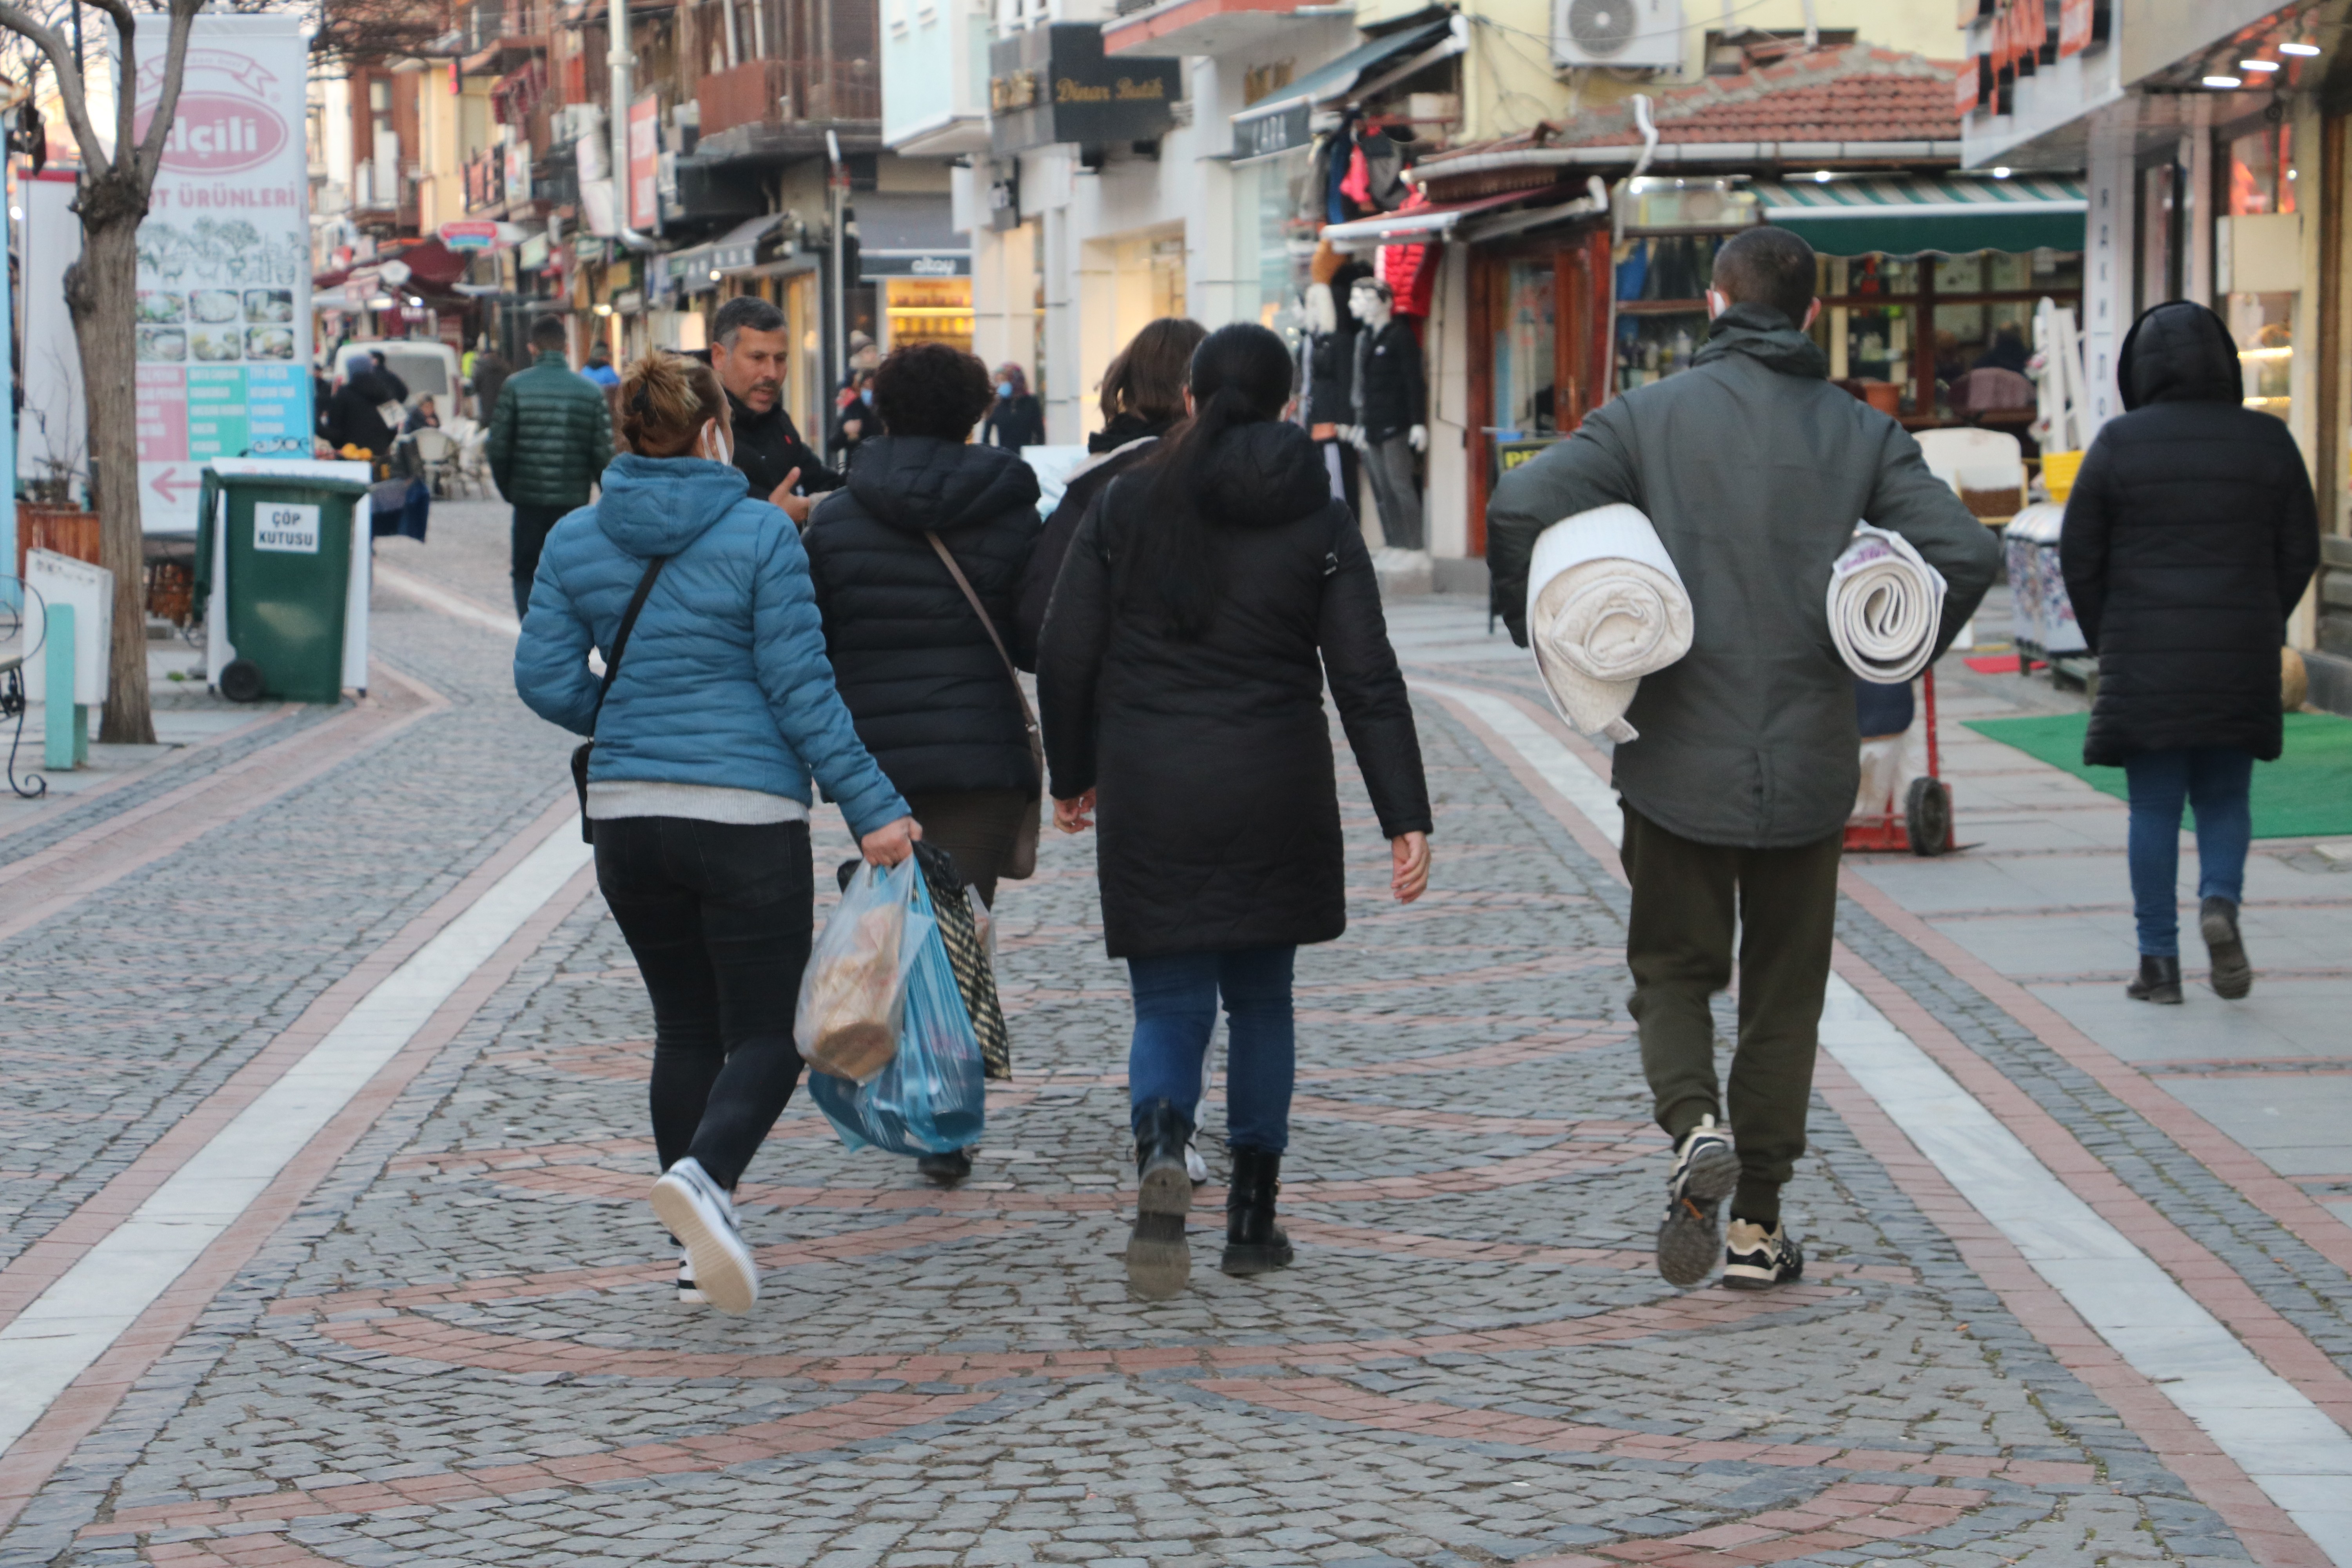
left=132, top=0, right=201, bottom=189
left=77, top=0, right=137, bottom=166
left=0, top=0, right=105, bottom=169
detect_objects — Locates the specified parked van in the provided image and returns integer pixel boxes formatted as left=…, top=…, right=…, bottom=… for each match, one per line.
left=333, top=340, right=467, bottom=418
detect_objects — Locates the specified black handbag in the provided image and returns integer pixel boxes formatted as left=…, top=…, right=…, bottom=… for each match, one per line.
left=570, top=554, right=670, bottom=844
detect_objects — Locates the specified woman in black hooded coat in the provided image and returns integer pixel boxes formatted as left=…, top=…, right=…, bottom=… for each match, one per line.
left=1038, top=322, right=1432, bottom=1299
left=2060, top=300, right=2318, bottom=1005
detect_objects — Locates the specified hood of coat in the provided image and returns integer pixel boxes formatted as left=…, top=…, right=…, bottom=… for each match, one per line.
left=1089, top=410, right=1172, bottom=454
left=1194, top=418, right=1333, bottom=529
left=1691, top=301, right=1831, bottom=380
left=844, top=434, right=1042, bottom=534
left=2119, top=301, right=2244, bottom=409
left=595, top=453, right=752, bottom=555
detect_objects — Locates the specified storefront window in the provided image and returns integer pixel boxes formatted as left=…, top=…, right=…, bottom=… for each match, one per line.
left=1800, top=248, right=2080, bottom=425
left=1613, top=231, right=1724, bottom=392
left=1492, top=260, right=1555, bottom=435
left=2225, top=122, right=2295, bottom=423
left=882, top=276, right=974, bottom=354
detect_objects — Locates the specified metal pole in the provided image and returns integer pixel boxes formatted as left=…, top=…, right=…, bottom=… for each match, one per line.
left=826, top=127, right=845, bottom=388
left=607, top=0, right=655, bottom=251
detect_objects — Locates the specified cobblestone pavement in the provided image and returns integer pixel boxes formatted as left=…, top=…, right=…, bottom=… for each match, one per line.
left=0, top=508, right=2345, bottom=1568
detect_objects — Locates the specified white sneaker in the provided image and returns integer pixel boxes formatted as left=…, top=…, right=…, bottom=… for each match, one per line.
left=676, top=1249, right=705, bottom=1306
left=649, top=1158, right=757, bottom=1314
left=1184, top=1137, right=1209, bottom=1186
left=1723, top=1218, right=1806, bottom=1289
left=1655, top=1115, right=1739, bottom=1289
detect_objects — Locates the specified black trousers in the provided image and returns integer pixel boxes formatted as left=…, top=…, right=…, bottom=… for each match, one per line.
left=1619, top=804, right=1842, bottom=1224
left=593, top=816, right=814, bottom=1190
left=903, top=788, right=1031, bottom=909
left=510, top=502, right=573, bottom=621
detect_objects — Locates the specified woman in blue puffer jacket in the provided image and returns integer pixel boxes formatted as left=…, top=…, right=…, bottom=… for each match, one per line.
left=515, top=351, right=918, bottom=1318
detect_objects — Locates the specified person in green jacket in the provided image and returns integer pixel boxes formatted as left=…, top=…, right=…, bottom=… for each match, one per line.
left=488, top=314, right=615, bottom=618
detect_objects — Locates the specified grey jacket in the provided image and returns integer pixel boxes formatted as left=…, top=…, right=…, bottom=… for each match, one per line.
left=1486, top=304, right=1999, bottom=848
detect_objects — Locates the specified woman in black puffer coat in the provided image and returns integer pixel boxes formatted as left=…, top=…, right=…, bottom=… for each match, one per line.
left=1014, top=316, right=1205, bottom=651
left=1038, top=323, right=1432, bottom=1299
left=803, top=343, right=1042, bottom=1183
left=2060, top=301, right=2318, bottom=1005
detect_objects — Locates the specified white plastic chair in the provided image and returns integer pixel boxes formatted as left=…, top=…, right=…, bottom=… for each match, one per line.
left=410, top=428, right=460, bottom=497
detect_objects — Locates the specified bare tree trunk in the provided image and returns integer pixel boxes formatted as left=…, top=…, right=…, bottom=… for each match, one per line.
left=67, top=173, right=153, bottom=747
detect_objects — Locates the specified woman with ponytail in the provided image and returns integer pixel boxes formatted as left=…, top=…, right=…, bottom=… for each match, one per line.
left=1036, top=322, right=1433, bottom=1299
left=515, top=352, right=918, bottom=1318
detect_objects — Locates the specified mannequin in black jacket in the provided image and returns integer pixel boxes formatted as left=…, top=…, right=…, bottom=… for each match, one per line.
left=1343, top=278, right=1427, bottom=552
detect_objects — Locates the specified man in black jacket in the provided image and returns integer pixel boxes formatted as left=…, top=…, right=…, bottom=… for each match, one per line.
left=707, top=296, right=841, bottom=523
left=1487, top=227, right=1998, bottom=1293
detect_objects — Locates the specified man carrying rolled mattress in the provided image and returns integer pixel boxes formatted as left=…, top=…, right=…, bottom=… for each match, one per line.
left=1486, top=227, right=1999, bottom=1290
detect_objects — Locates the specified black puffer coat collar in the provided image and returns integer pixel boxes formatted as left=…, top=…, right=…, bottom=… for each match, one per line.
left=1089, top=411, right=1171, bottom=454
left=846, top=434, right=1041, bottom=534
left=2119, top=301, right=2244, bottom=408
left=1691, top=301, right=1830, bottom=379
left=1191, top=419, right=1332, bottom=530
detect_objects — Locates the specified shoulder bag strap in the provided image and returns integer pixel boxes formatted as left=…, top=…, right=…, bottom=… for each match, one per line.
left=590, top=554, right=670, bottom=731
left=926, top=531, right=1044, bottom=769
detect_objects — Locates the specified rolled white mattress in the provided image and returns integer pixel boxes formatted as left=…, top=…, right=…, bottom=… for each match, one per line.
left=1525, top=504, right=1693, bottom=744
left=1828, top=523, right=1947, bottom=684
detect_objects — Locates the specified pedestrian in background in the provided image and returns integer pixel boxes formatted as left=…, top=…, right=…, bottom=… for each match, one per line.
left=981, top=363, right=1045, bottom=452
left=2060, top=301, right=2318, bottom=1006
left=707, top=296, right=840, bottom=523
left=828, top=369, right=877, bottom=468
left=803, top=343, right=1042, bottom=1185
left=1487, top=226, right=1997, bottom=1292
left=488, top=314, right=615, bottom=620
left=470, top=344, right=510, bottom=425
left=321, top=358, right=401, bottom=460
left=1015, top=316, right=1205, bottom=652
left=1038, top=322, right=1432, bottom=1299
left=514, top=351, right=918, bottom=1316
left=584, top=341, right=621, bottom=388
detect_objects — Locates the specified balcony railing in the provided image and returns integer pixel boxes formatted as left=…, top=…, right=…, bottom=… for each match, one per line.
left=465, top=0, right=550, bottom=53
left=697, top=55, right=879, bottom=136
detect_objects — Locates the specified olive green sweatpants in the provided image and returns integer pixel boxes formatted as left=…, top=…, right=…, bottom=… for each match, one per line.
left=1619, top=803, right=1843, bottom=1224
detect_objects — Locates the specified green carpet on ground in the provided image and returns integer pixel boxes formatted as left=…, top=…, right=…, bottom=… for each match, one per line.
left=1963, top=710, right=2352, bottom=839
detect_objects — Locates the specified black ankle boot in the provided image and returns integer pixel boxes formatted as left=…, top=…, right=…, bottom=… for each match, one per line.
left=1125, top=1100, right=1193, bottom=1299
left=1221, top=1146, right=1294, bottom=1276
left=2200, top=896, right=2253, bottom=1000
left=2126, top=953, right=2183, bottom=1005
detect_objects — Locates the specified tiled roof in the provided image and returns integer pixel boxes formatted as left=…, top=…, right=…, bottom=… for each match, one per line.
left=1423, top=45, right=1961, bottom=163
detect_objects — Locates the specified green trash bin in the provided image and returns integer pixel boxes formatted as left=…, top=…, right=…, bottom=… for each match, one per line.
left=194, top=470, right=370, bottom=704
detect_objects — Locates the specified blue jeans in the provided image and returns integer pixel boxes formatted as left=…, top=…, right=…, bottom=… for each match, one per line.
left=1127, top=947, right=1297, bottom=1153
left=2123, top=748, right=2253, bottom=957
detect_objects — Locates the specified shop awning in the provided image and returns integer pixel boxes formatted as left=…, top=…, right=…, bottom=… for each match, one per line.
left=855, top=192, right=969, bottom=279
left=1231, top=18, right=1457, bottom=163
left=1757, top=174, right=2085, bottom=256
left=711, top=214, right=780, bottom=274
left=1321, top=182, right=1588, bottom=246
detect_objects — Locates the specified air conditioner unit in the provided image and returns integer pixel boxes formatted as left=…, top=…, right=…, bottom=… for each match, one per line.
left=1552, top=0, right=1684, bottom=70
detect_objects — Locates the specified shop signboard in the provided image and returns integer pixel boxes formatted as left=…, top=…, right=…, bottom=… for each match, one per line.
left=862, top=253, right=972, bottom=278
left=1233, top=100, right=1311, bottom=163
left=1490, top=435, right=1562, bottom=491
left=129, top=11, right=314, bottom=533
left=439, top=219, right=501, bottom=250
left=628, top=94, right=661, bottom=231
left=987, top=24, right=1180, bottom=157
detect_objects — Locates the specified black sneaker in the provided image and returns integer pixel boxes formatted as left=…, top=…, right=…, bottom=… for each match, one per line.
left=916, top=1148, right=973, bottom=1186
left=1655, top=1115, right=1739, bottom=1289
left=1722, top=1219, right=1804, bottom=1289
left=2200, top=897, right=2253, bottom=1000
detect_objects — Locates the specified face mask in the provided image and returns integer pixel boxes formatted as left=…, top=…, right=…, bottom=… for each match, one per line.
left=698, top=421, right=732, bottom=466
left=860, top=387, right=873, bottom=405
left=996, top=381, right=1013, bottom=398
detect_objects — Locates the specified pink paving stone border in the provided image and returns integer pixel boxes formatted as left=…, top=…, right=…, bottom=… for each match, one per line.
left=0, top=808, right=599, bottom=1534
left=0, top=661, right=446, bottom=948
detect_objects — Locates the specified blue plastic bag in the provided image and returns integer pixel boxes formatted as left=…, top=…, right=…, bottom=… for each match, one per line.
left=808, top=865, right=986, bottom=1156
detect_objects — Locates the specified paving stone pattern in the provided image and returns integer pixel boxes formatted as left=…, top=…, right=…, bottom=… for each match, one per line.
left=0, top=539, right=2258, bottom=1566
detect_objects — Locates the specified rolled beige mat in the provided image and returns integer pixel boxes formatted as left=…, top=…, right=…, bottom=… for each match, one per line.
left=1828, top=524, right=1947, bottom=684
left=1525, top=504, right=1693, bottom=744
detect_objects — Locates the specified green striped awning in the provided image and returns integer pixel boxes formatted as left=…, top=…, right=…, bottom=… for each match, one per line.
left=1757, top=175, right=2085, bottom=257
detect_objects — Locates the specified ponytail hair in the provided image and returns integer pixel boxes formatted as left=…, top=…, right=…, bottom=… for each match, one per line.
left=1122, top=322, right=1296, bottom=639
left=618, top=352, right=728, bottom=457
